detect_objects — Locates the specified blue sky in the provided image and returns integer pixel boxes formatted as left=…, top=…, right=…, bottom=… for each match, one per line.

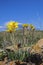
left=0, top=0, right=43, bottom=31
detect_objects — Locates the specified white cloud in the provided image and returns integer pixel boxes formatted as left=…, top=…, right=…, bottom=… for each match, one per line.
left=18, top=22, right=23, bottom=25
left=0, top=25, right=6, bottom=29
left=0, top=26, right=3, bottom=28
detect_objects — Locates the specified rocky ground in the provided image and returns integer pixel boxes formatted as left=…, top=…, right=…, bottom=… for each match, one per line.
left=0, top=60, right=43, bottom=65
left=0, top=39, right=43, bottom=65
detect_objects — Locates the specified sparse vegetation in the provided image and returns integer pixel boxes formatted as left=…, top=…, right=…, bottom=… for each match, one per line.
left=0, top=21, right=43, bottom=65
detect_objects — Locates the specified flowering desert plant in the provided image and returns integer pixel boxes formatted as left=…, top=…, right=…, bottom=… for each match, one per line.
left=29, top=24, right=35, bottom=45
left=6, top=21, right=18, bottom=45
left=22, top=24, right=29, bottom=45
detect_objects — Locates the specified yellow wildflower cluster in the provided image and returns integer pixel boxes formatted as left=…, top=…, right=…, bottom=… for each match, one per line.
left=6, top=21, right=35, bottom=33
left=6, top=21, right=18, bottom=32
left=22, top=24, right=35, bottom=30
left=22, top=24, right=29, bottom=27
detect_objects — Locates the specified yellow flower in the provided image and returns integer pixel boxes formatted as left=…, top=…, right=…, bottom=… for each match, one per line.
left=32, top=27, right=35, bottom=30
left=22, top=24, right=29, bottom=27
left=29, top=24, right=35, bottom=30
left=6, top=21, right=18, bottom=32
left=6, top=21, right=15, bottom=29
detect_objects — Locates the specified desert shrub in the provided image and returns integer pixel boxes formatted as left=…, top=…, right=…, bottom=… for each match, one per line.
left=8, top=51, right=15, bottom=60
left=0, top=51, right=7, bottom=60
left=7, top=49, right=30, bottom=61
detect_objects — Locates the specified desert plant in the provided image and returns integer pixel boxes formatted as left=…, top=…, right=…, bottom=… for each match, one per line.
left=6, top=21, right=18, bottom=45
left=22, top=24, right=29, bottom=45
